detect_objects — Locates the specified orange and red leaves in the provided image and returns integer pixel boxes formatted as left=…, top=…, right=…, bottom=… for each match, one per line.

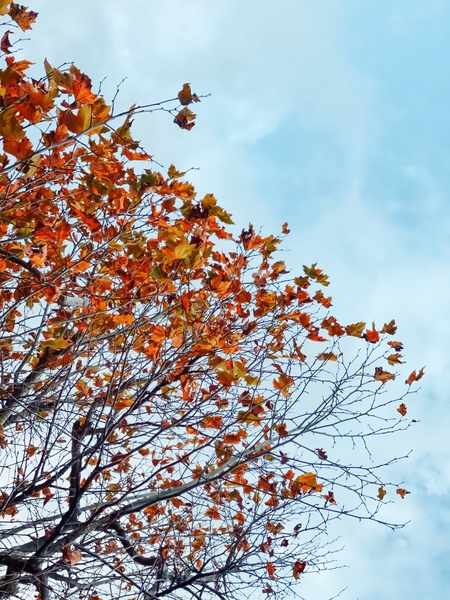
left=34, top=219, right=71, bottom=244
left=200, top=415, right=223, bottom=429
left=177, top=83, right=200, bottom=106
left=405, top=367, right=425, bottom=385
left=293, top=560, right=306, bottom=579
left=374, top=367, right=395, bottom=384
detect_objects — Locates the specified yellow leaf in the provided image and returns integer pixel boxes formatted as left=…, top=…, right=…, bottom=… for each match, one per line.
left=345, top=322, right=366, bottom=337
left=41, top=338, right=72, bottom=350
left=316, top=352, right=338, bottom=362
left=173, top=238, right=196, bottom=259
left=113, top=314, right=134, bottom=325
left=114, top=398, right=133, bottom=412
left=0, top=1, right=11, bottom=16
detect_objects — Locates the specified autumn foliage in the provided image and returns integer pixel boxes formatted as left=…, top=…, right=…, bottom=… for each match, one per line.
left=0, top=5, right=423, bottom=600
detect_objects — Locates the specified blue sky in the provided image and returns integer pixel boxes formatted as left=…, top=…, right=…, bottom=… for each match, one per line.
left=24, top=1, right=450, bottom=597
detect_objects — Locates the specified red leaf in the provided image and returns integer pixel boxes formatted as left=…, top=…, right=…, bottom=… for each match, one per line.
left=293, top=560, right=306, bottom=579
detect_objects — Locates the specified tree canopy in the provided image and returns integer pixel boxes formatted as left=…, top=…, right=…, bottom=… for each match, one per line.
left=0, top=4, right=423, bottom=600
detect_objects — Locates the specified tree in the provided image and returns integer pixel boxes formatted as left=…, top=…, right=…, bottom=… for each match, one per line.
left=0, top=4, right=423, bottom=600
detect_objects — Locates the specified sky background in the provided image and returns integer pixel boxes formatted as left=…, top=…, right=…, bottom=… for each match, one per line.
left=16, top=1, right=450, bottom=598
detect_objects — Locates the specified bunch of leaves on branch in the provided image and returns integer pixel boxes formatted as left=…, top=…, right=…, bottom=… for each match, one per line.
left=0, top=4, right=423, bottom=600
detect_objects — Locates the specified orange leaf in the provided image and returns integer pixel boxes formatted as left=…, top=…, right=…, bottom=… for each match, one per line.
left=73, top=73, right=97, bottom=104
left=177, top=83, right=200, bottom=106
left=388, top=340, right=404, bottom=351
left=200, top=415, right=223, bottom=429
left=396, top=488, right=410, bottom=499
left=377, top=487, right=387, bottom=500
left=114, top=398, right=133, bottom=412
left=275, top=423, right=289, bottom=437
left=374, top=367, right=395, bottom=384
left=9, top=2, right=38, bottom=31
left=295, top=472, right=323, bottom=493
left=397, top=403, right=407, bottom=416
left=62, top=545, right=82, bottom=565
left=113, top=314, right=134, bottom=326
left=293, top=560, right=306, bottom=579
left=321, top=491, right=336, bottom=505
left=405, top=367, right=425, bottom=385
left=204, top=506, right=221, bottom=519
left=266, top=562, right=278, bottom=580
left=150, top=325, right=166, bottom=343
left=364, top=322, right=380, bottom=344
left=174, top=107, right=196, bottom=130
left=381, top=319, right=397, bottom=335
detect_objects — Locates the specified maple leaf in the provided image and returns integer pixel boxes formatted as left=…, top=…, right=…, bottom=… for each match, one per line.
left=377, top=487, right=387, bottom=500
left=9, top=2, right=38, bottom=31
left=381, top=319, right=397, bottom=335
left=295, top=473, right=323, bottom=494
left=345, top=322, right=365, bottom=337
left=388, top=340, right=404, bottom=351
left=293, top=560, right=306, bottom=579
left=303, top=263, right=329, bottom=286
left=322, top=491, right=336, bottom=505
left=397, top=403, right=407, bottom=416
left=374, top=367, right=395, bottom=384
left=1, top=30, right=12, bottom=54
left=316, top=448, right=328, bottom=460
left=266, top=562, right=277, bottom=580
left=174, top=107, right=196, bottom=130
left=405, top=367, right=425, bottom=385
left=177, top=83, right=200, bottom=106
left=62, top=545, right=82, bottom=565
left=364, top=322, right=380, bottom=344
left=200, top=415, right=223, bottom=429
left=387, top=353, right=404, bottom=365
left=396, top=488, right=410, bottom=499
left=204, top=506, right=221, bottom=519
left=316, top=352, right=338, bottom=362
